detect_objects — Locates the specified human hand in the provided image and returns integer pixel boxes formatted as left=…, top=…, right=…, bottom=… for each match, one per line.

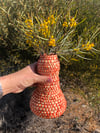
left=0, top=62, right=52, bottom=95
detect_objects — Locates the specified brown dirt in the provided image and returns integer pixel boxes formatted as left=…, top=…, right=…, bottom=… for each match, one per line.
left=0, top=86, right=100, bottom=133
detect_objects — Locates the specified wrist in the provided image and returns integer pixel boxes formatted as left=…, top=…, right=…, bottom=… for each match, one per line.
left=0, top=73, right=20, bottom=95
left=0, top=75, right=11, bottom=95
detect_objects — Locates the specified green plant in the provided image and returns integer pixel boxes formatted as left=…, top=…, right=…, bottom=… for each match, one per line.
left=16, top=0, right=100, bottom=63
left=0, top=0, right=100, bottom=66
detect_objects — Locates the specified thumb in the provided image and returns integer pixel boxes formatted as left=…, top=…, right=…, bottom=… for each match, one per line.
left=35, top=74, right=52, bottom=84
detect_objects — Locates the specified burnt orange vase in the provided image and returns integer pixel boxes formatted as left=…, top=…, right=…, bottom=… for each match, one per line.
left=30, top=54, right=67, bottom=119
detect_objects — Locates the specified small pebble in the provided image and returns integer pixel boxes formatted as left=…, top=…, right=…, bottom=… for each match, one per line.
left=82, top=104, right=87, bottom=108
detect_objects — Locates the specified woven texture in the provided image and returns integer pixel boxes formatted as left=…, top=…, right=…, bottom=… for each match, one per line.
left=30, top=54, right=67, bottom=119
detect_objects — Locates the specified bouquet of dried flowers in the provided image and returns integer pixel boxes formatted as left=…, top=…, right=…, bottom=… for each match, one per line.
left=17, top=0, right=100, bottom=61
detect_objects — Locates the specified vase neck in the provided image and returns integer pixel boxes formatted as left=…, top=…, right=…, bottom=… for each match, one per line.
left=39, top=54, right=58, bottom=61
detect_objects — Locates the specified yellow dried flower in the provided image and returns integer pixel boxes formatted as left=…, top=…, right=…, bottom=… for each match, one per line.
left=73, top=21, right=77, bottom=27
left=82, top=44, right=85, bottom=48
left=51, top=35, right=54, bottom=38
left=47, top=15, right=55, bottom=25
left=82, top=42, right=94, bottom=51
left=25, top=19, right=33, bottom=29
left=74, top=48, right=80, bottom=51
left=91, top=43, right=94, bottom=47
left=26, top=40, right=32, bottom=45
left=29, top=43, right=32, bottom=47
left=69, top=17, right=77, bottom=28
left=39, top=19, right=51, bottom=38
left=47, top=20, right=50, bottom=24
left=63, top=21, right=68, bottom=27
left=70, top=18, right=75, bottom=22
left=25, top=31, right=32, bottom=36
left=36, top=44, right=39, bottom=47
left=26, top=40, right=30, bottom=44
left=48, top=36, right=56, bottom=47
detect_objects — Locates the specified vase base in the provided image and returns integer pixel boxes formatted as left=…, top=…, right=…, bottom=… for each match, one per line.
left=30, top=93, right=67, bottom=119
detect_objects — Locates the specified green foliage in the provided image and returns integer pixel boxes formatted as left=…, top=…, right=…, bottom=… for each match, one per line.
left=71, top=0, right=100, bottom=44
left=0, top=0, right=100, bottom=66
left=0, top=0, right=39, bottom=67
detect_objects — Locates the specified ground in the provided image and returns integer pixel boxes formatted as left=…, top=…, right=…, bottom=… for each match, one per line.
left=0, top=85, right=100, bottom=133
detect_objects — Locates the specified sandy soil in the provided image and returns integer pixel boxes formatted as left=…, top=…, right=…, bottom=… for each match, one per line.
left=0, top=85, right=99, bottom=133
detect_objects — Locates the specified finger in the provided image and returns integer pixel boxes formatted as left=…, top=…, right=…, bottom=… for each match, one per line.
left=35, top=75, right=52, bottom=84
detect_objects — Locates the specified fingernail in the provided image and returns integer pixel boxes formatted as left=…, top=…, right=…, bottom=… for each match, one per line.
left=47, top=78, right=52, bottom=83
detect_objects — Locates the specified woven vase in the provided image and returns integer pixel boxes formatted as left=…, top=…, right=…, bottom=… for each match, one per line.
left=30, top=54, right=67, bottom=119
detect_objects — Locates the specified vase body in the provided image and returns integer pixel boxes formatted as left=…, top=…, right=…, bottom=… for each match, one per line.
left=30, top=54, right=67, bottom=119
